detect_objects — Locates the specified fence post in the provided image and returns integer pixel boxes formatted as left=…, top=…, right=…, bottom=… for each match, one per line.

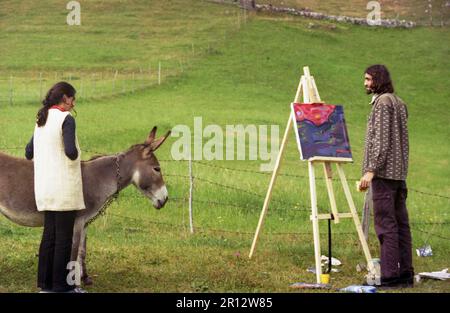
left=244, top=6, right=247, bottom=24
left=100, top=72, right=103, bottom=97
left=237, top=10, right=241, bottom=29
left=158, top=61, right=161, bottom=85
left=113, top=70, right=118, bottom=93
left=39, top=72, right=43, bottom=101
left=92, top=73, right=96, bottom=96
left=9, top=75, right=13, bottom=106
left=121, top=72, right=125, bottom=93
left=148, top=64, right=151, bottom=86
left=189, top=156, right=195, bottom=234
left=80, top=75, right=84, bottom=102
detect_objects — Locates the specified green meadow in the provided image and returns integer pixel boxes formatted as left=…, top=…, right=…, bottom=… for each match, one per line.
left=0, top=0, right=449, bottom=292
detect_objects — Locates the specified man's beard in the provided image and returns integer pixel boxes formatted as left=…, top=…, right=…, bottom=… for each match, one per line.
left=365, top=87, right=373, bottom=95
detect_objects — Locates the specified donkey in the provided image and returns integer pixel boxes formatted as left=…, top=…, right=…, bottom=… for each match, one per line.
left=0, top=126, right=170, bottom=286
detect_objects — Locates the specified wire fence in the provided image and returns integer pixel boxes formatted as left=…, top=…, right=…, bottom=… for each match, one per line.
left=116, top=154, right=450, bottom=243
left=0, top=45, right=240, bottom=106
left=0, top=65, right=163, bottom=106
left=173, top=159, right=450, bottom=200
left=0, top=9, right=250, bottom=107
left=2, top=145, right=450, bottom=203
left=1, top=145, right=448, bottom=244
left=114, top=191, right=450, bottom=239
left=0, top=59, right=195, bottom=107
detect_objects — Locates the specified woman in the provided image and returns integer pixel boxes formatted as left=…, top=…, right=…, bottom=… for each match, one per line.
left=25, top=82, right=87, bottom=293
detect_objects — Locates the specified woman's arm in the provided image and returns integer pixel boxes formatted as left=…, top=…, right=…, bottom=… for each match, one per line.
left=25, top=136, right=34, bottom=160
left=62, top=115, right=79, bottom=160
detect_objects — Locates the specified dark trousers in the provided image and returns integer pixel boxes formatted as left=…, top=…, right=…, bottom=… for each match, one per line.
left=372, top=178, right=414, bottom=279
left=37, top=211, right=77, bottom=292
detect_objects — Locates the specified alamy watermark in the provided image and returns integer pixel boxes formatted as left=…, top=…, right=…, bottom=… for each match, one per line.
left=366, top=1, right=382, bottom=26
left=171, top=117, right=280, bottom=172
left=66, top=261, right=82, bottom=286
left=67, top=1, right=81, bottom=26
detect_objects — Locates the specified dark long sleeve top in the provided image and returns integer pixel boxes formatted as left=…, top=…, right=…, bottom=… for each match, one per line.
left=25, top=115, right=79, bottom=161
left=362, top=93, right=409, bottom=180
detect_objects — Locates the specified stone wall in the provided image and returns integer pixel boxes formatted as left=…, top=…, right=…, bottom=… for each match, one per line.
left=255, top=4, right=416, bottom=28
left=208, top=0, right=416, bottom=28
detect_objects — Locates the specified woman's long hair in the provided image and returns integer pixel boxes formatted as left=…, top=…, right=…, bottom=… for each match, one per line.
left=365, top=64, right=395, bottom=94
left=37, top=82, right=76, bottom=127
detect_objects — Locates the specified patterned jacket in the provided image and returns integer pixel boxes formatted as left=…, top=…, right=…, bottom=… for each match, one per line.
left=362, top=93, right=409, bottom=181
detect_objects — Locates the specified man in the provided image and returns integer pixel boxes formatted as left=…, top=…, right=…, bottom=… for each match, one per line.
left=360, top=64, right=414, bottom=288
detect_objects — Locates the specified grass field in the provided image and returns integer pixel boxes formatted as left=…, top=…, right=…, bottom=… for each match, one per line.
left=0, top=0, right=449, bottom=293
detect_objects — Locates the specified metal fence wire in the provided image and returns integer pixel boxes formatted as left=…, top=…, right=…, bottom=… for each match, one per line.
left=1, top=146, right=449, bottom=241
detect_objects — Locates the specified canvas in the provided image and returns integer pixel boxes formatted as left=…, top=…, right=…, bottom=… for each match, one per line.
left=291, top=103, right=352, bottom=160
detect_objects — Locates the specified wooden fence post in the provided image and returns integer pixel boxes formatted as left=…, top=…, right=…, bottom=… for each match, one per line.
left=39, top=72, right=43, bottom=101
left=80, top=75, right=84, bottom=102
left=189, top=157, right=194, bottom=234
left=113, top=70, right=118, bottom=93
left=9, top=75, right=13, bottom=106
left=158, top=61, right=161, bottom=85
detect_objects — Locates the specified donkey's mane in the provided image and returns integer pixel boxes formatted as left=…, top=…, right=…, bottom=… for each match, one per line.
left=87, top=155, right=108, bottom=161
left=0, top=144, right=148, bottom=163
left=85, top=144, right=147, bottom=162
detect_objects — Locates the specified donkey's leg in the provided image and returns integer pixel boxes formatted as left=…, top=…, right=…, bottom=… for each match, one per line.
left=79, top=226, right=93, bottom=286
left=71, top=217, right=84, bottom=286
left=71, top=218, right=83, bottom=261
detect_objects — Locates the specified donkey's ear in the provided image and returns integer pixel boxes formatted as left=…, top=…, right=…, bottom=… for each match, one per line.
left=150, top=130, right=171, bottom=152
left=145, top=126, right=157, bottom=145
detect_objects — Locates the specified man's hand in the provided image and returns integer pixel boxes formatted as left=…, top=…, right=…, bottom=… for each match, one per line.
left=359, top=171, right=375, bottom=191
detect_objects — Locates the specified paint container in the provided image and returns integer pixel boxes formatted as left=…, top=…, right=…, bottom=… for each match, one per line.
left=340, top=285, right=376, bottom=293
left=320, top=274, right=330, bottom=284
left=365, top=259, right=381, bottom=286
left=372, top=258, right=381, bottom=275
left=416, top=244, right=433, bottom=257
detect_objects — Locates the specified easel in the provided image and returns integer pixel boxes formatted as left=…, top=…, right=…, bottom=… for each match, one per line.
left=249, top=66, right=377, bottom=284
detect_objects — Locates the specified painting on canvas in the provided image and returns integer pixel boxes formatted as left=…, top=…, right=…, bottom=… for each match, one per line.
left=291, top=103, right=353, bottom=160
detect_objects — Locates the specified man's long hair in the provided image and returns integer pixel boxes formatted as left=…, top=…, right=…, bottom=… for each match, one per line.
left=365, top=64, right=395, bottom=94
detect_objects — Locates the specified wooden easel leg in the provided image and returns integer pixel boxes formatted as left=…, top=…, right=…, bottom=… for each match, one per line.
left=335, top=163, right=375, bottom=275
left=249, top=115, right=292, bottom=258
left=308, top=161, right=322, bottom=283
left=323, top=162, right=340, bottom=224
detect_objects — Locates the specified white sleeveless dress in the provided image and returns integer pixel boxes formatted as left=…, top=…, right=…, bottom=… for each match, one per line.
left=33, top=109, right=86, bottom=212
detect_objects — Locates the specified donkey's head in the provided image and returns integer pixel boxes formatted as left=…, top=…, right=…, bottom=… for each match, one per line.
left=131, top=127, right=171, bottom=209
